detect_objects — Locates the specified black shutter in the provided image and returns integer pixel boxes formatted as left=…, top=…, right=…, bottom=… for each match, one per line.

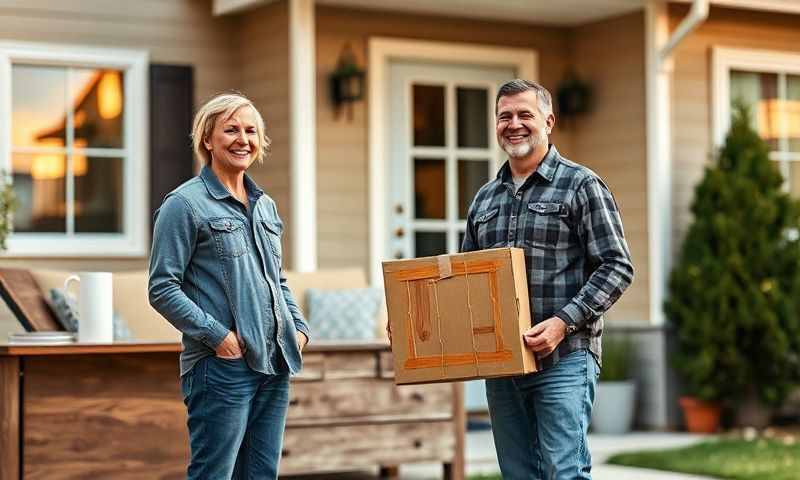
left=149, top=64, right=194, bottom=230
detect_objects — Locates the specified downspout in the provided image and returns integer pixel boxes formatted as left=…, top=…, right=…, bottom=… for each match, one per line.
left=644, top=0, right=708, bottom=429
left=661, top=0, right=709, bottom=62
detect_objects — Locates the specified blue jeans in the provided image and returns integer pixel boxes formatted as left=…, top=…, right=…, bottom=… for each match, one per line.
left=181, top=356, right=290, bottom=479
left=486, top=349, right=599, bottom=480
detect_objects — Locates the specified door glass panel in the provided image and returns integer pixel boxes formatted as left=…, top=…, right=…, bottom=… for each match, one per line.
left=11, top=153, right=66, bottom=232
left=458, top=159, right=489, bottom=219
left=12, top=65, right=67, bottom=148
left=415, top=231, right=447, bottom=257
left=414, top=158, right=446, bottom=219
left=75, top=156, right=124, bottom=233
left=413, top=85, right=445, bottom=147
left=457, top=87, right=489, bottom=148
left=730, top=70, right=779, bottom=150
left=788, top=75, right=800, bottom=153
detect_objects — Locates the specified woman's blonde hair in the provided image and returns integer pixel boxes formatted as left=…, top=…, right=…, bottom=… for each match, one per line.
left=191, top=92, right=271, bottom=166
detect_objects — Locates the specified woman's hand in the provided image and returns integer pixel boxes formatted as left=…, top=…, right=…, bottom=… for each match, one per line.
left=215, top=331, right=244, bottom=359
left=296, top=331, right=308, bottom=351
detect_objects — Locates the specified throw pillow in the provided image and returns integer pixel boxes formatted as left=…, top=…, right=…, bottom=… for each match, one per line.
left=48, top=288, right=134, bottom=341
left=306, top=287, right=383, bottom=340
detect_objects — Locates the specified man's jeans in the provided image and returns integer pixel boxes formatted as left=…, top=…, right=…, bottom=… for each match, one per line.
left=181, top=356, right=290, bottom=479
left=486, top=349, right=599, bottom=480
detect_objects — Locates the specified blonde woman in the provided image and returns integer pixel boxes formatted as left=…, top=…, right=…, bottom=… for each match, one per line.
left=149, top=92, right=309, bottom=479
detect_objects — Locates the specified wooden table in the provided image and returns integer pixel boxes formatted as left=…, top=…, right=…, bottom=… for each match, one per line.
left=0, top=342, right=464, bottom=480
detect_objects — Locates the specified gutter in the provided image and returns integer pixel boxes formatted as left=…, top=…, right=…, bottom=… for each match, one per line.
left=660, top=0, right=709, bottom=63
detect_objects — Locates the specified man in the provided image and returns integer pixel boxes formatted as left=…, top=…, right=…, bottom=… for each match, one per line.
left=461, top=79, right=634, bottom=479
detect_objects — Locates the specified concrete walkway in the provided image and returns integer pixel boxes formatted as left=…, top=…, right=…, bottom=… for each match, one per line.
left=404, top=430, right=717, bottom=479
left=285, top=430, right=717, bottom=479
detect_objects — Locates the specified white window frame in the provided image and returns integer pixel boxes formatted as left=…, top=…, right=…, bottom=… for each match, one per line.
left=712, top=46, right=800, bottom=188
left=0, top=41, right=148, bottom=257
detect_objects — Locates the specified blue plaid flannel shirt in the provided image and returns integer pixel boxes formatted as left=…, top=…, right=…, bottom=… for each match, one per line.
left=461, top=145, right=634, bottom=370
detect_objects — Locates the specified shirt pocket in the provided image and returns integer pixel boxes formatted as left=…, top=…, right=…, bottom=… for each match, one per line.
left=524, top=201, right=571, bottom=250
left=261, top=220, right=283, bottom=258
left=475, top=207, right=502, bottom=248
left=209, top=218, right=249, bottom=258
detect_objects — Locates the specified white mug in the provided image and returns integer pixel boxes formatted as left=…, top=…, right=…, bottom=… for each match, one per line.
left=64, top=272, right=113, bottom=343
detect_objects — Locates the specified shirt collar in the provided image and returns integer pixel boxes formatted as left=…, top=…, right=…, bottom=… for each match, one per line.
left=497, top=144, right=560, bottom=185
left=200, top=165, right=264, bottom=201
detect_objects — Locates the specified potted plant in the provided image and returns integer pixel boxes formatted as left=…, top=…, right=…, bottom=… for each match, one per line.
left=591, top=335, right=637, bottom=434
left=665, top=102, right=800, bottom=433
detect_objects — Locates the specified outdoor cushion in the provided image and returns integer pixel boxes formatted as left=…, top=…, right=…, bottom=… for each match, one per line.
left=306, top=287, right=383, bottom=340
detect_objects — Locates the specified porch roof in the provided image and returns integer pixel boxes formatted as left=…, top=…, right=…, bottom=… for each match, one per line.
left=213, top=0, right=800, bottom=25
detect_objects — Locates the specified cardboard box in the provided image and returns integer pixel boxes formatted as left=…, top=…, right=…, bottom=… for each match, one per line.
left=382, top=247, right=537, bottom=385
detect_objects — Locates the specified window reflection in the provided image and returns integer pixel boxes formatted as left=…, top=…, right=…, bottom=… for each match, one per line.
left=10, top=64, right=125, bottom=234
left=12, top=153, right=66, bottom=233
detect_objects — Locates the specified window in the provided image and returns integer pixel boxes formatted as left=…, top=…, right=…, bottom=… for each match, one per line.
left=0, top=42, right=148, bottom=256
left=713, top=47, right=800, bottom=197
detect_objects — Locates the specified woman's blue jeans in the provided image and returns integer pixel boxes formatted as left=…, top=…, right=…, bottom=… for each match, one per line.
left=181, top=356, right=290, bottom=479
left=486, top=349, right=599, bottom=480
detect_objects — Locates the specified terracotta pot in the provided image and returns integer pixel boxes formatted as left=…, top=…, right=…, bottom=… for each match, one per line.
left=679, top=396, right=721, bottom=433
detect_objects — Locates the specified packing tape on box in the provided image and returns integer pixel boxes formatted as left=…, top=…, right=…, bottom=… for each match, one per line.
left=437, top=254, right=453, bottom=280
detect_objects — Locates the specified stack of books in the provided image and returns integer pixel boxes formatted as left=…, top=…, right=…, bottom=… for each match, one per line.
left=8, top=331, right=76, bottom=345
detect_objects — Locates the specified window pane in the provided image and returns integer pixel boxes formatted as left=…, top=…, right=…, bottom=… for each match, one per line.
left=413, top=85, right=445, bottom=147
left=457, top=87, right=489, bottom=148
left=415, top=231, right=447, bottom=257
left=11, top=153, right=66, bottom=233
left=788, top=75, right=800, bottom=153
left=73, top=69, right=125, bottom=149
left=414, top=157, right=446, bottom=219
left=12, top=65, right=67, bottom=148
left=730, top=70, right=779, bottom=150
left=75, top=156, right=124, bottom=233
left=458, top=159, right=489, bottom=219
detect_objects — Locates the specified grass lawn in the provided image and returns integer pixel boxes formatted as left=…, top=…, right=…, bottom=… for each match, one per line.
left=607, top=438, right=800, bottom=480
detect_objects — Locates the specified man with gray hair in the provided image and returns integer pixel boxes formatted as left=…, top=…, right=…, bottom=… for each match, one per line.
left=461, top=79, right=634, bottom=478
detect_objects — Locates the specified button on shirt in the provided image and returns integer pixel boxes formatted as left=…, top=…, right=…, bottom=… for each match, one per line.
left=461, top=145, right=634, bottom=370
left=149, top=166, right=310, bottom=376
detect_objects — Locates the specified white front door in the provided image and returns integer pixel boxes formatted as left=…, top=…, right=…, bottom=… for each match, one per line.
left=386, top=61, right=515, bottom=413
left=386, top=62, right=514, bottom=261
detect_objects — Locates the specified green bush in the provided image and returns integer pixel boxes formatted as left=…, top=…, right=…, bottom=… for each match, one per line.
left=600, top=335, right=633, bottom=382
left=665, top=102, right=800, bottom=406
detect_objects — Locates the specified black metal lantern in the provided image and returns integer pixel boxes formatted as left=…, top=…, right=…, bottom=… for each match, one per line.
left=329, top=43, right=365, bottom=110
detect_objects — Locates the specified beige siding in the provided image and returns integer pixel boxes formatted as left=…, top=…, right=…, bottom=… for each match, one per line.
left=671, top=5, right=800, bottom=258
left=236, top=0, right=294, bottom=265
left=315, top=5, right=575, bottom=271
left=571, top=12, right=648, bottom=323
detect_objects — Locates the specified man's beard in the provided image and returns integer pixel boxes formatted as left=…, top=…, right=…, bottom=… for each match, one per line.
left=501, top=130, right=547, bottom=159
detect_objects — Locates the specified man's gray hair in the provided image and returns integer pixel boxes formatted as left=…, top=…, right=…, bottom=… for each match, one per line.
left=495, top=79, right=553, bottom=116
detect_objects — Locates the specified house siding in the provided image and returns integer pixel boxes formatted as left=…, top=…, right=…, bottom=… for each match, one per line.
left=571, top=11, right=649, bottom=323
left=671, top=4, right=800, bottom=257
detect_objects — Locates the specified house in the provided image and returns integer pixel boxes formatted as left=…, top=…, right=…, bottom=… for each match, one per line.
left=0, top=0, right=798, bottom=431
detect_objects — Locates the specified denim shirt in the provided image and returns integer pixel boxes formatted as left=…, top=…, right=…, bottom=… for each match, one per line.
left=149, top=166, right=310, bottom=377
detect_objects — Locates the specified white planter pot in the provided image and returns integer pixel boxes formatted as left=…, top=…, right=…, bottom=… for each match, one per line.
left=592, top=381, right=636, bottom=434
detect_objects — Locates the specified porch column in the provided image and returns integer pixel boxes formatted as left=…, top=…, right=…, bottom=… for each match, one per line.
left=645, top=0, right=671, bottom=328
left=289, top=0, right=317, bottom=272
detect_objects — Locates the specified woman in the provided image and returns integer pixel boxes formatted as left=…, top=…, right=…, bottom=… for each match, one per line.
left=149, top=92, right=309, bottom=479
